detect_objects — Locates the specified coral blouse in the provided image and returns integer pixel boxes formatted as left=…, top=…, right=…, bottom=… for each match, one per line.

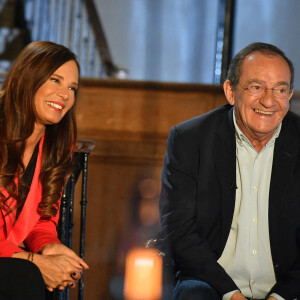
left=0, top=135, right=61, bottom=257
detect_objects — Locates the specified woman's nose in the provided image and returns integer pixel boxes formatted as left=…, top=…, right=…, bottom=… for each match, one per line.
left=56, top=87, right=69, bottom=100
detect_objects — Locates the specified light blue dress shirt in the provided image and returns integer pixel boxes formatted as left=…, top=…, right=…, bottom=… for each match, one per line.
left=218, top=113, right=284, bottom=300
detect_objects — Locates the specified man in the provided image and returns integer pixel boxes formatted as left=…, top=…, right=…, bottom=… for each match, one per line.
left=159, top=42, right=300, bottom=300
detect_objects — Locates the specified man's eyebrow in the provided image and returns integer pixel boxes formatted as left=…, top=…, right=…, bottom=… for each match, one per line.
left=246, top=78, right=290, bottom=87
left=246, top=78, right=265, bottom=85
left=52, top=73, right=78, bottom=86
left=276, top=81, right=290, bottom=87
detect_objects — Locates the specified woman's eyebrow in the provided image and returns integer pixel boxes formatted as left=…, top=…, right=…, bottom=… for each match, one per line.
left=52, top=74, right=78, bottom=86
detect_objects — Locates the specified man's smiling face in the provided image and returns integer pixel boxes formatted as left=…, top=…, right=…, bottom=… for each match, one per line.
left=224, top=51, right=293, bottom=144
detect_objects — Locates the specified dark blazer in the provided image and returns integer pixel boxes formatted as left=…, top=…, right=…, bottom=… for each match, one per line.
left=159, top=104, right=300, bottom=299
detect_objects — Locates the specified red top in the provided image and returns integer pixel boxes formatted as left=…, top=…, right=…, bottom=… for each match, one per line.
left=0, top=135, right=61, bottom=257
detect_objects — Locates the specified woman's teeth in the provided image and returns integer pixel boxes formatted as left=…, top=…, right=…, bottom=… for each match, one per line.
left=46, top=102, right=62, bottom=110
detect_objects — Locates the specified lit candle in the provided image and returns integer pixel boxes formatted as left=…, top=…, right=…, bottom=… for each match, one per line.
left=124, top=247, right=163, bottom=300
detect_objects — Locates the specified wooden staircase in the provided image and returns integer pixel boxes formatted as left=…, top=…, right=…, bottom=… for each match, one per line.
left=0, top=0, right=28, bottom=77
left=0, top=0, right=124, bottom=84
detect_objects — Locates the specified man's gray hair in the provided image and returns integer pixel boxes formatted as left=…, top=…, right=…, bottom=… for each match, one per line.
left=226, top=42, right=294, bottom=90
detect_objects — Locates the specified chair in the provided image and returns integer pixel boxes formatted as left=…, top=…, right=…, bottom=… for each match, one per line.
left=47, top=139, right=95, bottom=300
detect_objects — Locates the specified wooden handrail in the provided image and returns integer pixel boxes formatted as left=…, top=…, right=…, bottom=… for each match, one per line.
left=83, top=0, right=127, bottom=78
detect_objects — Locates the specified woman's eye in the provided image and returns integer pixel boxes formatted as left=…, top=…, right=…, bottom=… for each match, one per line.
left=51, top=77, right=59, bottom=83
left=69, top=87, right=77, bottom=93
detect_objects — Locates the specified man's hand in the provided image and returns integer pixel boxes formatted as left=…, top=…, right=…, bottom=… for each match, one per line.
left=230, top=291, right=247, bottom=300
left=230, top=293, right=277, bottom=300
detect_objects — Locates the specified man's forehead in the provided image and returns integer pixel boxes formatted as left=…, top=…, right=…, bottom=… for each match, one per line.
left=242, top=51, right=288, bottom=67
left=239, top=52, right=291, bottom=79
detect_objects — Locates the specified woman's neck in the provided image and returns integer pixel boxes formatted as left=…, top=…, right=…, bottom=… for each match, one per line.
left=26, top=124, right=45, bottom=148
left=23, top=124, right=45, bottom=168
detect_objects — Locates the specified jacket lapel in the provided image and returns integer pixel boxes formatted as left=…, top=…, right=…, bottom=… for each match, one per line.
left=0, top=194, right=17, bottom=236
left=268, top=117, right=299, bottom=262
left=6, top=136, right=44, bottom=246
left=214, top=107, right=237, bottom=249
left=269, top=119, right=299, bottom=209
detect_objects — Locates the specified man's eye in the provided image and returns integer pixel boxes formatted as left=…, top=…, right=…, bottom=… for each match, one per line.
left=250, top=85, right=261, bottom=91
left=277, top=87, right=287, bottom=94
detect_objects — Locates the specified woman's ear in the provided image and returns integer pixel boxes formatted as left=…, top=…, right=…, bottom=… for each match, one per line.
left=223, top=80, right=235, bottom=106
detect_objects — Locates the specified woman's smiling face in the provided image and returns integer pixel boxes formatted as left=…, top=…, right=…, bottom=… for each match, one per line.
left=34, top=60, right=79, bottom=127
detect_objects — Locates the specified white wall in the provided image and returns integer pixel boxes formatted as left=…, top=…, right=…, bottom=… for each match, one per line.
left=94, top=0, right=300, bottom=90
left=95, top=0, right=219, bottom=83
left=233, top=0, right=300, bottom=90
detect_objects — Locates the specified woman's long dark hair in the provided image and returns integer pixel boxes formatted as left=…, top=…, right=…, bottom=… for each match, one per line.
left=0, top=41, right=80, bottom=217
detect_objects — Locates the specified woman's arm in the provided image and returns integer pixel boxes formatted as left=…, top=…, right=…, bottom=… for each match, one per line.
left=0, top=240, right=25, bottom=257
left=22, top=212, right=89, bottom=291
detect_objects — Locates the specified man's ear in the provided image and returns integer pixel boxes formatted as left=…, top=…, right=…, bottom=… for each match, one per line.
left=223, top=80, right=235, bottom=106
left=288, top=89, right=294, bottom=102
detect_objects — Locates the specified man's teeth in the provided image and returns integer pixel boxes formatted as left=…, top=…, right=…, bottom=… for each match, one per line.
left=255, top=109, right=273, bottom=115
left=47, top=102, right=62, bottom=110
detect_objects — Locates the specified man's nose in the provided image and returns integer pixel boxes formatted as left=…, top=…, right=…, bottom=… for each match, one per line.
left=259, top=88, right=276, bottom=107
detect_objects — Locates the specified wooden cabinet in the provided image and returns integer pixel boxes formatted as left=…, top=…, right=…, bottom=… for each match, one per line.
left=71, top=79, right=227, bottom=299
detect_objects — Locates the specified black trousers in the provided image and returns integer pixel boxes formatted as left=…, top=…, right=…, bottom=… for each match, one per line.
left=0, top=257, right=45, bottom=300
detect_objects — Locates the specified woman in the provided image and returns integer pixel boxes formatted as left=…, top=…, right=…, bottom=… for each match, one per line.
left=0, top=41, right=89, bottom=297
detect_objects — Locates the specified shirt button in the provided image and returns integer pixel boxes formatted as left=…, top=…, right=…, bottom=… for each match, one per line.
left=252, top=280, right=256, bottom=285
left=253, top=217, right=257, bottom=223
left=252, top=250, right=257, bottom=255
left=253, top=186, right=258, bottom=191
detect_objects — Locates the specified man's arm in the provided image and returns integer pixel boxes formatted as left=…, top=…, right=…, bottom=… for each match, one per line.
left=159, top=126, right=238, bottom=296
